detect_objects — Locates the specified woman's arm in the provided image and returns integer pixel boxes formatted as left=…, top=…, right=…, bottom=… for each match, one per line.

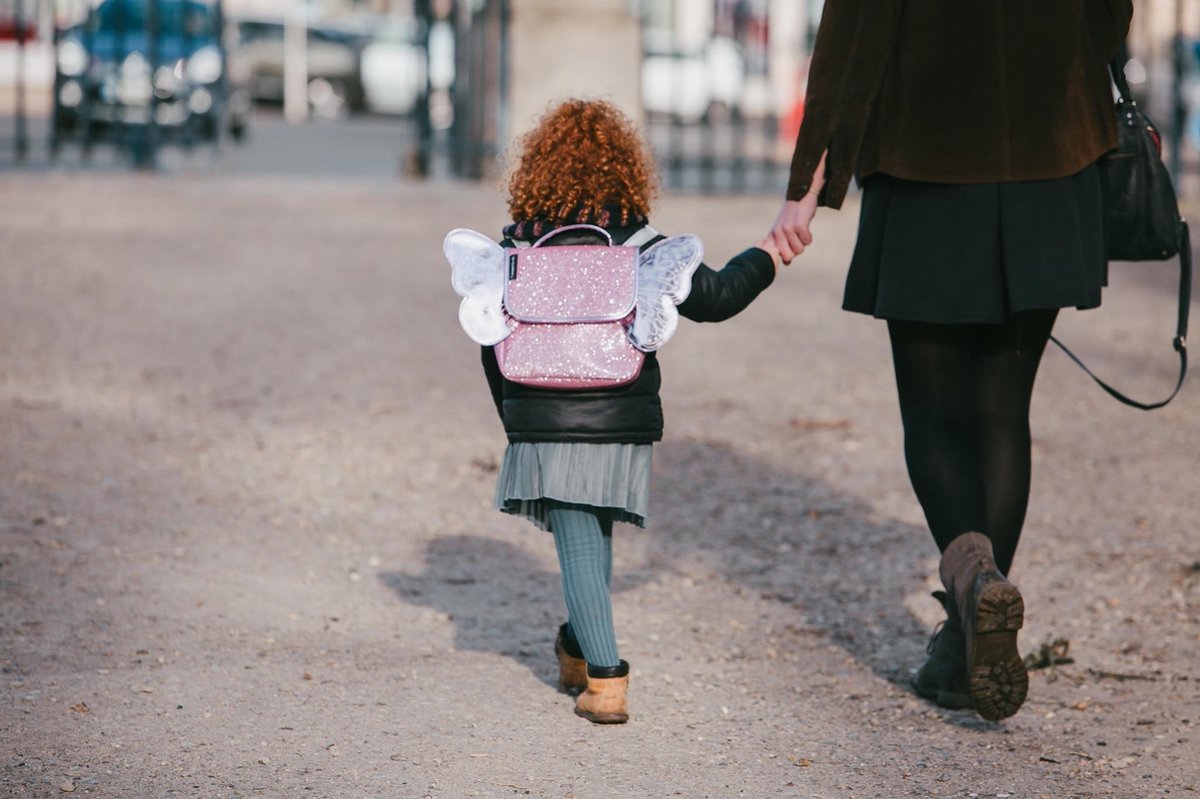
left=770, top=0, right=901, bottom=263
left=770, top=151, right=826, bottom=262
left=785, top=0, right=902, bottom=209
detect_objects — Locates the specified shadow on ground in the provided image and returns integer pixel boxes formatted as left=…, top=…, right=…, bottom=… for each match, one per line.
left=380, top=529, right=659, bottom=691
left=380, top=437, right=994, bottom=725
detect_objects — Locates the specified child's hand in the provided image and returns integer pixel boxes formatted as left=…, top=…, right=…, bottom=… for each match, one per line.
left=754, top=236, right=783, bottom=272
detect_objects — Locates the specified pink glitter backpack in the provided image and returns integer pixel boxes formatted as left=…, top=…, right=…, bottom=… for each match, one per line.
left=444, top=223, right=705, bottom=390
left=496, top=225, right=645, bottom=389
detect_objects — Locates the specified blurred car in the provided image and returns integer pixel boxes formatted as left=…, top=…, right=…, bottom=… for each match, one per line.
left=642, top=35, right=746, bottom=123
left=236, top=18, right=364, bottom=119
left=357, top=15, right=454, bottom=117
left=358, top=16, right=421, bottom=115
left=54, top=0, right=251, bottom=142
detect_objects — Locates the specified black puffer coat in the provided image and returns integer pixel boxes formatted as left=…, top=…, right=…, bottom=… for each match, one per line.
left=482, top=224, right=775, bottom=443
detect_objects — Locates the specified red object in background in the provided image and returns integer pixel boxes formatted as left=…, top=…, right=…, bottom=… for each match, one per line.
left=781, top=95, right=805, bottom=146
left=0, top=17, right=38, bottom=41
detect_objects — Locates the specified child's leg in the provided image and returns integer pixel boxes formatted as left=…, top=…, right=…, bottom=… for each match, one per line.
left=547, top=501, right=620, bottom=668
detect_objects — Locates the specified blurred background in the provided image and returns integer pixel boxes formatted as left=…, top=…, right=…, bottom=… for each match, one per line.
left=2, top=0, right=1200, bottom=192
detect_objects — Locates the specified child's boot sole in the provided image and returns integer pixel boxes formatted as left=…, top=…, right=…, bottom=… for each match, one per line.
left=574, top=707, right=628, bottom=724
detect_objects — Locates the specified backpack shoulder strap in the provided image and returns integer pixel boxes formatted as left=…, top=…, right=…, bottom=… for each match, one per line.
left=623, top=225, right=661, bottom=249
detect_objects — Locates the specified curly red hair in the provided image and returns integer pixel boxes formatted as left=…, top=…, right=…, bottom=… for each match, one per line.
left=506, top=99, right=657, bottom=226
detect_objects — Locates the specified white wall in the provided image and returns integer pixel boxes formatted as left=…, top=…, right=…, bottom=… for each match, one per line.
left=506, top=0, right=642, bottom=144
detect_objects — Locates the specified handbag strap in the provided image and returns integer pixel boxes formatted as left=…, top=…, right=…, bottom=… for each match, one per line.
left=1109, top=57, right=1135, bottom=106
left=1050, top=221, right=1191, bottom=410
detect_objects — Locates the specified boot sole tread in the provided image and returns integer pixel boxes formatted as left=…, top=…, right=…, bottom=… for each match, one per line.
left=975, top=581, right=1025, bottom=633
left=968, top=581, right=1028, bottom=720
left=968, top=648, right=1029, bottom=721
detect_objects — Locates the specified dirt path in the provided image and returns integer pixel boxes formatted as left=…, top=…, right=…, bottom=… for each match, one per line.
left=2, top=174, right=1197, bottom=798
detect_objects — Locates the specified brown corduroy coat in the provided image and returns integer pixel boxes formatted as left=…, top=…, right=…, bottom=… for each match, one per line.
left=786, top=0, right=1135, bottom=208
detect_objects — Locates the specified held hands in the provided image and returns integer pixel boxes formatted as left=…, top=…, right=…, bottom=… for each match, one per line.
left=768, top=151, right=827, bottom=265
left=754, top=236, right=783, bottom=272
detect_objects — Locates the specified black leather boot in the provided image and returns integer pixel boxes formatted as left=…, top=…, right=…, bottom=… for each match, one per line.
left=940, top=532, right=1028, bottom=721
left=913, top=591, right=973, bottom=709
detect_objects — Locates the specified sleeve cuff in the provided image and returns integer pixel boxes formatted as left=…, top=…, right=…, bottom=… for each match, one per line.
left=738, top=247, right=777, bottom=286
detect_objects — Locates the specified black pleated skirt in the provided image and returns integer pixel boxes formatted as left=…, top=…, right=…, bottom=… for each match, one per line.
left=843, top=163, right=1107, bottom=324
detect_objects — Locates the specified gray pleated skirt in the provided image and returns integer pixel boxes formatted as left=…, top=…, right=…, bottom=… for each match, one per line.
left=494, top=442, right=652, bottom=530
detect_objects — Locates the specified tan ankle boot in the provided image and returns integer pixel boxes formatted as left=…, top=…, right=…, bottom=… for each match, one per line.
left=575, top=660, right=629, bottom=724
left=940, top=532, right=1028, bottom=721
left=555, top=624, right=587, bottom=694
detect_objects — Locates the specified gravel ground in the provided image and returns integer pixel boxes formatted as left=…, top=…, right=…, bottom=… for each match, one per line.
left=1, top=174, right=1198, bottom=798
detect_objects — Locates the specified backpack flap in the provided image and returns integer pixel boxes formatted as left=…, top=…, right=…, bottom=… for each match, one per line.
left=503, top=245, right=639, bottom=323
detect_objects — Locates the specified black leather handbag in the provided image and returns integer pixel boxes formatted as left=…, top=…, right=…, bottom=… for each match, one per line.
left=1050, top=59, right=1192, bottom=410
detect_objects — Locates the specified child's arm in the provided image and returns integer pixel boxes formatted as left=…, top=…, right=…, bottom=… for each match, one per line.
left=676, top=246, right=777, bottom=323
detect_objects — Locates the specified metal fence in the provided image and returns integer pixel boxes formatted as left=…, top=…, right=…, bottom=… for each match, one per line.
left=641, top=4, right=796, bottom=194
left=407, top=0, right=507, bottom=182
left=5, top=1, right=1198, bottom=191
left=409, top=0, right=790, bottom=192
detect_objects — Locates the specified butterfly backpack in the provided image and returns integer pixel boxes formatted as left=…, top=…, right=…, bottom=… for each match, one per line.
left=443, top=224, right=704, bottom=389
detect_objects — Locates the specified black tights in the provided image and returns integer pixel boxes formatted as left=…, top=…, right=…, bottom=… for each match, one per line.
left=887, top=310, right=1058, bottom=576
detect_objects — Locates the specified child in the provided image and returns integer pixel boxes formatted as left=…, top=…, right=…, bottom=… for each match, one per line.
left=481, top=99, right=779, bottom=723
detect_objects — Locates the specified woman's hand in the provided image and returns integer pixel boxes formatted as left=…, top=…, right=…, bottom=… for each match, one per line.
left=768, top=151, right=826, bottom=264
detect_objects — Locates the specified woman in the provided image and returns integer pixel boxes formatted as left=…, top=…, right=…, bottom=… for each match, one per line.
left=769, top=1, right=1133, bottom=721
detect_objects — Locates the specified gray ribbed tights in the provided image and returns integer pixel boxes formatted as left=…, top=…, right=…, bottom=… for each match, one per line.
left=546, top=501, right=620, bottom=668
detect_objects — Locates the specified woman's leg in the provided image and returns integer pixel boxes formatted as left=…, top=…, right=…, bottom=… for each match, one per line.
left=547, top=502, right=620, bottom=668
left=888, top=310, right=1057, bottom=572
left=887, top=320, right=988, bottom=551
left=972, top=309, right=1058, bottom=575
left=892, top=311, right=1055, bottom=720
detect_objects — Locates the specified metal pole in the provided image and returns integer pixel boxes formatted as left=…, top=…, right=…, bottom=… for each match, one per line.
left=15, top=0, right=29, bottom=162
left=81, top=2, right=96, bottom=161
left=283, top=0, right=308, bottom=124
left=210, top=0, right=225, bottom=157
left=497, top=0, right=509, bottom=152
left=181, top=0, right=195, bottom=151
left=49, top=0, right=60, bottom=158
left=142, top=0, right=160, bottom=169
left=1170, top=0, right=1186, bottom=181
left=407, top=0, right=431, bottom=177
left=113, top=0, right=129, bottom=160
